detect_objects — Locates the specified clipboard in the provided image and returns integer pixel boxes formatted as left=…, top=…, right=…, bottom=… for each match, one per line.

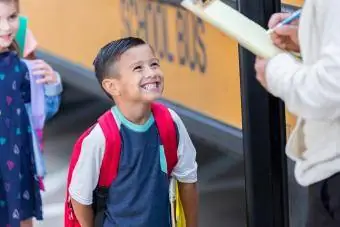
left=180, top=0, right=287, bottom=59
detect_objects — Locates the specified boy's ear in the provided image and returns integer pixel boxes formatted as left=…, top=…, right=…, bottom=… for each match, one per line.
left=102, top=78, right=121, bottom=97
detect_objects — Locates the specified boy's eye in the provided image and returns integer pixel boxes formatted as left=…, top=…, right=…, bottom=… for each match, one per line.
left=133, top=65, right=143, bottom=71
left=151, top=62, right=160, bottom=67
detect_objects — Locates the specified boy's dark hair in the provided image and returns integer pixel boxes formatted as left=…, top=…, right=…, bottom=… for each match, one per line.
left=93, top=37, right=146, bottom=88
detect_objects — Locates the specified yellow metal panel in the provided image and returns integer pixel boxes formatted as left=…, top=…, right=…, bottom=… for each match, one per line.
left=21, top=0, right=242, bottom=128
left=20, top=0, right=303, bottom=136
left=282, top=0, right=304, bottom=7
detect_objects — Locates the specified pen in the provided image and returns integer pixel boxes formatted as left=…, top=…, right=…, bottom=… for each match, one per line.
left=266, top=9, right=302, bottom=34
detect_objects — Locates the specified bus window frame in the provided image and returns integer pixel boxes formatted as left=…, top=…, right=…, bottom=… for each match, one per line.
left=238, top=0, right=290, bottom=226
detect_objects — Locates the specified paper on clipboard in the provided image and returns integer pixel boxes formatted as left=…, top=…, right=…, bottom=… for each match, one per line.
left=180, top=0, right=286, bottom=59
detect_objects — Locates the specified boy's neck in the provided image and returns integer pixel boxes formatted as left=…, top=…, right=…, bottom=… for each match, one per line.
left=115, top=102, right=152, bottom=125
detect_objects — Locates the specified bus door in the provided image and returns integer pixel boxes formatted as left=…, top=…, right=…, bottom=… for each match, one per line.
left=237, top=0, right=290, bottom=226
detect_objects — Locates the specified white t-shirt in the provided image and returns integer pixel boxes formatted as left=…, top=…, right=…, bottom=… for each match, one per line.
left=69, top=107, right=198, bottom=205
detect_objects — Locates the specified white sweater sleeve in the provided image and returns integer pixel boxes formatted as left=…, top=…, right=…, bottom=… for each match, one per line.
left=265, top=0, right=340, bottom=120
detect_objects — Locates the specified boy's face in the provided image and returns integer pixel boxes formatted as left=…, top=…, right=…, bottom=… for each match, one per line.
left=0, top=2, right=19, bottom=50
left=110, top=44, right=164, bottom=103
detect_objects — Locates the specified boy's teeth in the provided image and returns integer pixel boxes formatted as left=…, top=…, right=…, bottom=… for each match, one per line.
left=143, top=83, right=157, bottom=90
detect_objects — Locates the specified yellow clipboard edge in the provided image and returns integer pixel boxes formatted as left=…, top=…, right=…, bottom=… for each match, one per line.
left=181, top=0, right=298, bottom=60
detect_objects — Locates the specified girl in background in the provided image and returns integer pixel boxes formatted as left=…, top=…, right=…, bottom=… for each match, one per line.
left=0, top=0, right=60, bottom=226
left=15, top=15, right=63, bottom=191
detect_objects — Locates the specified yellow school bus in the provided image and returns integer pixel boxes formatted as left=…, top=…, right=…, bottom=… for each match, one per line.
left=20, top=0, right=307, bottom=225
left=20, top=0, right=303, bottom=152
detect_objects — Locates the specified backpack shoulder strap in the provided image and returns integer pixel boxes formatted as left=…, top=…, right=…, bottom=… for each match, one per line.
left=16, top=16, right=28, bottom=57
left=65, top=123, right=95, bottom=226
left=65, top=110, right=121, bottom=226
left=151, top=102, right=178, bottom=176
left=67, top=126, right=94, bottom=188
left=97, top=110, right=121, bottom=187
left=66, top=109, right=121, bottom=191
left=22, top=59, right=46, bottom=130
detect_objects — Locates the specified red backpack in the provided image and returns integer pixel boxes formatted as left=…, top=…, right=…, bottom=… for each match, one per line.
left=64, top=102, right=178, bottom=227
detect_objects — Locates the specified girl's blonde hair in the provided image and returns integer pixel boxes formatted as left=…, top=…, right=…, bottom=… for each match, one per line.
left=0, top=0, right=20, bottom=52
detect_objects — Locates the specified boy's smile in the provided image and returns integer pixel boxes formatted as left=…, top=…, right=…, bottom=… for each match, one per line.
left=114, top=44, right=164, bottom=103
left=140, top=78, right=162, bottom=93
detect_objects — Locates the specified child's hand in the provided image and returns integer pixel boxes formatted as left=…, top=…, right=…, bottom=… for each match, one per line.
left=31, top=60, right=57, bottom=84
